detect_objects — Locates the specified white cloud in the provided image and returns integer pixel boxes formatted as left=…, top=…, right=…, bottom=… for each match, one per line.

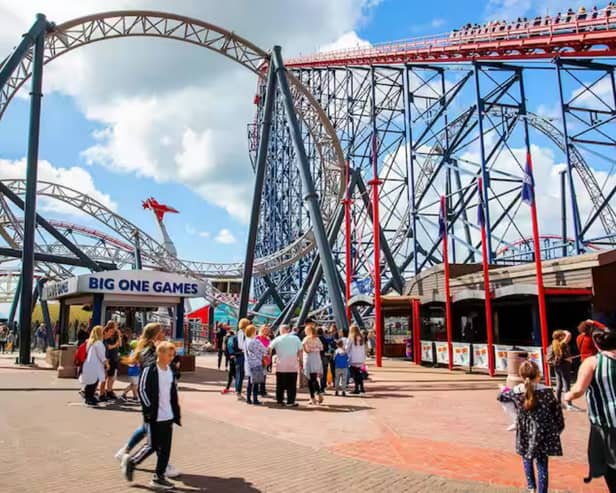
left=0, top=0, right=380, bottom=225
left=485, top=0, right=571, bottom=21
left=319, top=31, right=371, bottom=53
left=0, top=158, right=117, bottom=217
left=215, top=228, right=236, bottom=244
left=199, top=231, right=210, bottom=238
left=184, top=224, right=196, bottom=236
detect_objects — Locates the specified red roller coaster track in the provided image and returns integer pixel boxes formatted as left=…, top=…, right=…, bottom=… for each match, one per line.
left=287, top=13, right=616, bottom=67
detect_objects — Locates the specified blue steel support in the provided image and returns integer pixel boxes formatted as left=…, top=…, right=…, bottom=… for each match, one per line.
left=91, top=294, right=103, bottom=327
left=58, top=301, right=70, bottom=346
left=239, top=61, right=277, bottom=318
left=37, top=281, right=52, bottom=341
left=472, top=63, right=494, bottom=262
left=132, top=230, right=143, bottom=270
left=262, top=275, right=285, bottom=311
left=8, top=275, right=21, bottom=330
left=404, top=66, right=419, bottom=275
left=272, top=46, right=348, bottom=333
left=176, top=299, right=185, bottom=339
left=0, top=14, right=48, bottom=90
left=18, top=19, right=45, bottom=365
left=555, top=60, right=585, bottom=254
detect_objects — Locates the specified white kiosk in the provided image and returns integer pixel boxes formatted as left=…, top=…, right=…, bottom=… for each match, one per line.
left=42, top=270, right=208, bottom=342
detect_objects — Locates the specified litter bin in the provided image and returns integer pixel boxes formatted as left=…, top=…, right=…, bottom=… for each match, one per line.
left=57, top=344, right=77, bottom=378
left=506, top=350, right=528, bottom=388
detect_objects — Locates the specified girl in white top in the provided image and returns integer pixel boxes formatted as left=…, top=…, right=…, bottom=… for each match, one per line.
left=79, top=325, right=108, bottom=406
left=346, top=325, right=366, bottom=394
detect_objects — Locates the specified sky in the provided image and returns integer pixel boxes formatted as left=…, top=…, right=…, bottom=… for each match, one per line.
left=0, top=0, right=608, bottom=290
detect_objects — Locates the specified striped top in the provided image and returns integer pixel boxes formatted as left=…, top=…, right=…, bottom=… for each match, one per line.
left=586, top=353, right=616, bottom=428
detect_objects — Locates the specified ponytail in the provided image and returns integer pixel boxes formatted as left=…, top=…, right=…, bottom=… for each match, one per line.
left=519, top=360, right=540, bottom=411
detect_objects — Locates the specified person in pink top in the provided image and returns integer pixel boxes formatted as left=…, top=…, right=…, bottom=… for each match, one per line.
left=256, top=325, right=271, bottom=397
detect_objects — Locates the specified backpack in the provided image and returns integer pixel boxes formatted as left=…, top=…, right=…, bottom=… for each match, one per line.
left=226, top=335, right=239, bottom=356
left=74, top=341, right=88, bottom=367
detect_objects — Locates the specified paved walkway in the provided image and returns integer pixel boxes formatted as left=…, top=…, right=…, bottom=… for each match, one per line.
left=0, top=352, right=604, bottom=492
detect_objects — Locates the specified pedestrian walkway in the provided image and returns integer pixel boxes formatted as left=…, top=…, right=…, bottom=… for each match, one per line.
left=0, top=354, right=602, bottom=492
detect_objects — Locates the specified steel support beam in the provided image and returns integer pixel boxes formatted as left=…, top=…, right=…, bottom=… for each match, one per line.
left=8, top=275, right=21, bottom=330
left=18, top=23, right=45, bottom=365
left=0, top=247, right=117, bottom=269
left=239, top=62, right=277, bottom=318
left=354, top=171, right=405, bottom=293
left=262, top=275, right=286, bottom=311
left=272, top=46, right=348, bottom=332
left=0, top=14, right=48, bottom=90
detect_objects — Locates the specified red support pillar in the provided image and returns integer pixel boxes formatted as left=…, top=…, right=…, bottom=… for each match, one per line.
left=527, top=159, right=551, bottom=385
left=478, top=179, right=495, bottom=377
left=411, top=298, right=421, bottom=365
left=370, top=135, right=383, bottom=367
left=441, top=196, right=454, bottom=371
left=344, top=161, right=353, bottom=323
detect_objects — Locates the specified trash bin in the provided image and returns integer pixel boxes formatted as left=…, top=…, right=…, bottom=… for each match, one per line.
left=506, top=350, right=528, bottom=388
left=57, top=344, right=77, bottom=378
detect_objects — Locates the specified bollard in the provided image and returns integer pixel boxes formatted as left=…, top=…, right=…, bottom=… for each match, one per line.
left=506, top=350, right=528, bottom=388
left=57, top=344, right=77, bottom=378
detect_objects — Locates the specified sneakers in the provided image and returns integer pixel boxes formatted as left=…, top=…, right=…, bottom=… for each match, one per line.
left=108, top=391, right=118, bottom=400
left=221, top=388, right=230, bottom=395
left=236, top=393, right=243, bottom=401
left=149, top=475, right=174, bottom=490
left=342, top=391, right=346, bottom=397
left=121, top=454, right=134, bottom=482
left=317, top=393, right=324, bottom=404
left=566, top=403, right=584, bottom=412
left=309, top=397, right=317, bottom=405
left=285, top=402, right=299, bottom=408
left=85, top=399, right=98, bottom=407
left=506, top=423, right=517, bottom=432
left=114, top=446, right=127, bottom=461
left=165, top=463, right=181, bottom=478
left=335, top=391, right=339, bottom=396
left=253, top=400, right=262, bottom=406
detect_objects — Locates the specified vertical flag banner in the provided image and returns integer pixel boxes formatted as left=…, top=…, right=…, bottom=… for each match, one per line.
left=477, top=178, right=495, bottom=376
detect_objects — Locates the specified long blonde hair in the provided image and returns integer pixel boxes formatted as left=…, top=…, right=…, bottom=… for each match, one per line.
left=519, top=360, right=540, bottom=411
left=551, top=330, right=567, bottom=361
left=129, top=323, right=162, bottom=363
left=87, top=325, right=104, bottom=347
left=349, top=324, right=363, bottom=346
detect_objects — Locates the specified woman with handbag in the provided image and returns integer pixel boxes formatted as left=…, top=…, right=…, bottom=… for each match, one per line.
left=244, top=324, right=267, bottom=405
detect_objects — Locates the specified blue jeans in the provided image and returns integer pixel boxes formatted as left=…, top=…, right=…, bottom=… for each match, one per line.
left=234, top=354, right=245, bottom=394
left=523, top=455, right=548, bottom=493
left=127, top=423, right=146, bottom=451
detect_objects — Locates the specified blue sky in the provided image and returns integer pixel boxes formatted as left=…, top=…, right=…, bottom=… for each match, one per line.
left=0, top=0, right=589, bottom=269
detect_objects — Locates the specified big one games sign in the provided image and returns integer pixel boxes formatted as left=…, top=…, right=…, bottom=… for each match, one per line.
left=42, top=270, right=207, bottom=300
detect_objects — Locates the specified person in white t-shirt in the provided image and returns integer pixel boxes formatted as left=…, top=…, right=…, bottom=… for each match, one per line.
left=122, top=341, right=181, bottom=490
left=269, top=325, right=303, bottom=407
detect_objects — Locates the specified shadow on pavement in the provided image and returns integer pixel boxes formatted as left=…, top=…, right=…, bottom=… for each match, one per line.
left=131, top=473, right=261, bottom=492
left=259, top=401, right=373, bottom=413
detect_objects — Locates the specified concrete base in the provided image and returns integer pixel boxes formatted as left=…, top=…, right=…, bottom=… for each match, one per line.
left=45, top=348, right=60, bottom=369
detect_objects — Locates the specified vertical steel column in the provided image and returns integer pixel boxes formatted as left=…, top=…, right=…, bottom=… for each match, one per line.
left=472, top=63, right=494, bottom=262
left=404, top=66, right=419, bottom=274
left=560, top=170, right=568, bottom=257
left=411, top=298, right=421, bottom=365
left=343, top=161, right=353, bottom=322
left=132, top=230, right=143, bottom=270
left=8, top=275, right=21, bottom=329
left=18, top=20, right=45, bottom=365
left=441, top=196, right=454, bottom=371
left=369, top=66, right=383, bottom=368
left=555, top=60, right=584, bottom=254
left=239, top=62, right=277, bottom=318
left=176, top=299, right=185, bottom=340
left=271, top=46, right=348, bottom=332
left=478, top=180, right=495, bottom=377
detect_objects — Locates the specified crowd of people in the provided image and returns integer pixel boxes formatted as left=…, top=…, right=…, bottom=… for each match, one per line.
left=450, top=3, right=616, bottom=41
left=217, top=318, right=370, bottom=406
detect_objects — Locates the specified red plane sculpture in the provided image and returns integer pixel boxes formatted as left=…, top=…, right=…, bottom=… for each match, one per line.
left=142, top=197, right=179, bottom=222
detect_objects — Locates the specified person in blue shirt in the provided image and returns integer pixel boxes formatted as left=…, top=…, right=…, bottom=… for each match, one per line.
left=334, top=340, right=350, bottom=396
left=120, top=340, right=140, bottom=401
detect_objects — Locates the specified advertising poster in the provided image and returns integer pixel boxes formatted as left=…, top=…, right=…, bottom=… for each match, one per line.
left=434, top=341, right=449, bottom=365
left=421, top=340, right=434, bottom=362
left=518, top=346, right=544, bottom=375
left=452, top=342, right=470, bottom=367
left=494, top=345, right=513, bottom=372
left=472, top=343, right=489, bottom=370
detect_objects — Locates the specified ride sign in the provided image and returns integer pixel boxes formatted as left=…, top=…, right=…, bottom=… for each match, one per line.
left=42, top=270, right=207, bottom=300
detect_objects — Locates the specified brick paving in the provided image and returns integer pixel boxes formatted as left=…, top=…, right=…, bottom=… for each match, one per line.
left=0, top=352, right=605, bottom=492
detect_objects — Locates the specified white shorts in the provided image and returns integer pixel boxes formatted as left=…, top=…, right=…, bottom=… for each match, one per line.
left=129, top=376, right=139, bottom=386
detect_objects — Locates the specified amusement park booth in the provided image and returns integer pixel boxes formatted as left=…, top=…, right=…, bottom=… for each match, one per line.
left=42, top=270, right=208, bottom=348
